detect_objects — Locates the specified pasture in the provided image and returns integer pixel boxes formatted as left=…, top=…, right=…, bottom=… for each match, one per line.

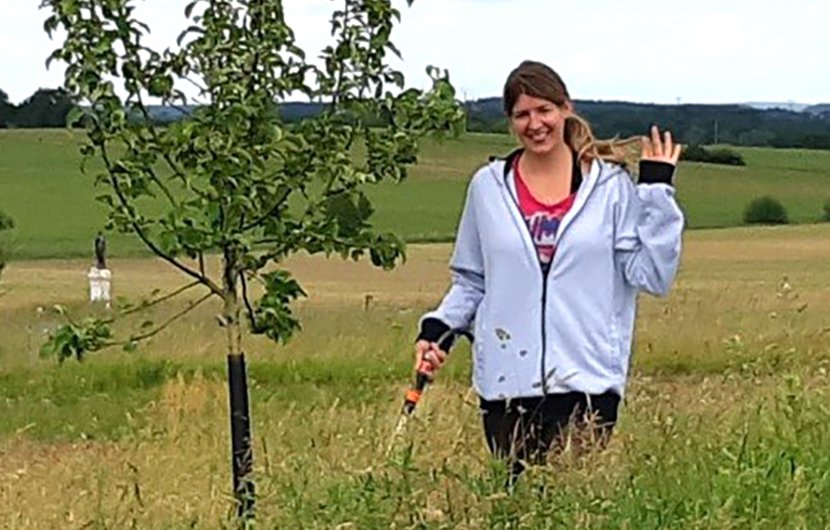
left=1, top=129, right=830, bottom=258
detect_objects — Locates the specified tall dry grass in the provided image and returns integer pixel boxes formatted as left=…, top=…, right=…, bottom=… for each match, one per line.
left=1, top=225, right=830, bottom=527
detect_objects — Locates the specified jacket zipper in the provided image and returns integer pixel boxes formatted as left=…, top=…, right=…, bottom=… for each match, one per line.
left=502, top=156, right=599, bottom=396
left=540, top=266, right=550, bottom=395
left=502, top=169, right=550, bottom=396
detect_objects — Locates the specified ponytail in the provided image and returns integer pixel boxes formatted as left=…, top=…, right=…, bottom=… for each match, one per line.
left=564, top=114, right=639, bottom=169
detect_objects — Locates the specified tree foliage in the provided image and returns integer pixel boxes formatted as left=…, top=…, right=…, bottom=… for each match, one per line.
left=0, top=88, right=75, bottom=128
left=39, top=0, right=464, bottom=359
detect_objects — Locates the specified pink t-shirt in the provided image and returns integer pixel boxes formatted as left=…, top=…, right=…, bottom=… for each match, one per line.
left=513, top=158, right=576, bottom=267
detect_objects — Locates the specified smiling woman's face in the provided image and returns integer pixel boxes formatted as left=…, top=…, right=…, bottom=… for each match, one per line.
left=509, top=94, right=571, bottom=156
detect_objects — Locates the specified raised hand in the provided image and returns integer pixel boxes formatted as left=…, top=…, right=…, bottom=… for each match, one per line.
left=641, top=125, right=682, bottom=166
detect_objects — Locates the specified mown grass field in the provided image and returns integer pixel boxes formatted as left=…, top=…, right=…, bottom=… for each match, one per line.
left=1, top=223, right=830, bottom=527
left=1, top=129, right=829, bottom=259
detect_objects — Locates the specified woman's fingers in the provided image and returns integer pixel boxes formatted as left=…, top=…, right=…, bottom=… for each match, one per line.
left=415, top=340, right=430, bottom=370
left=672, top=143, right=682, bottom=164
left=643, top=125, right=682, bottom=164
left=416, top=340, right=447, bottom=374
left=426, top=345, right=447, bottom=367
left=641, top=135, right=654, bottom=159
left=651, top=125, right=663, bottom=155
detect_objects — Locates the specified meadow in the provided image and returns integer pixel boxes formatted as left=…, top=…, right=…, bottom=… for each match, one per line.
left=1, top=224, right=830, bottom=527
left=1, top=130, right=830, bottom=528
left=1, top=129, right=830, bottom=258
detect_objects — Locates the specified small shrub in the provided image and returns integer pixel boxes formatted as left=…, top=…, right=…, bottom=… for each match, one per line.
left=822, top=199, right=830, bottom=222
left=707, top=147, right=746, bottom=166
left=680, top=145, right=709, bottom=162
left=680, top=145, right=746, bottom=166
left=743, top=196, right=788, bottom=225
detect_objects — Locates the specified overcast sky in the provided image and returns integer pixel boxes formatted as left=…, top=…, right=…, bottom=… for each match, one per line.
left=2, top=0, right=828, bottom=105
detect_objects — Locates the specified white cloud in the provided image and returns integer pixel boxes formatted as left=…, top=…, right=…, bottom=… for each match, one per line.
left=1, top=0, right=827, bottom=104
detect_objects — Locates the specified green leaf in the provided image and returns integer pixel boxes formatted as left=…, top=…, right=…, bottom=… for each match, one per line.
left=65, top=106, right=84, bottom=127
left=184, top=0, right=199, bottom=19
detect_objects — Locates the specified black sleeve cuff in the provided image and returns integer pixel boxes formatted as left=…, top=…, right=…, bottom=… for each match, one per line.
left=416, top=317, right=455, bottom=352
left=639, top=161, right=675, bottom=185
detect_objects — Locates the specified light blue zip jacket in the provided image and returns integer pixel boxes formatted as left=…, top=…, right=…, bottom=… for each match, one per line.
left=421, top=155, right=684, bottom=400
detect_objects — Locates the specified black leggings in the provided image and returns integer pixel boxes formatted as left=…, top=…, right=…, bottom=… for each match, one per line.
left=480, top=391, right=621, bottom=475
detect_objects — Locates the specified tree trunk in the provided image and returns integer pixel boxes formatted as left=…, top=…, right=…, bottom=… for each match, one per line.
left=222, top=263, right=255, bottom=521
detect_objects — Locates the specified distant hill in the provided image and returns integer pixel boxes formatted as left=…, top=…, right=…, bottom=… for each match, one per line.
left=742, top=102, right=811, bottom=112
left=805, top=104, right=830, bottom=117
left=465, top=98, right=830, bottom=149
left=145, top=105, right=193, bottom=122
left=142, top=98, right=830, bottom=150
left=7, top=82, right=824, bottom=150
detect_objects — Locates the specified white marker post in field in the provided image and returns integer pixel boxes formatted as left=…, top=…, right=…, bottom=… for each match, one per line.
left=88, top=231, right=112, bottom=308
left=88, top=267, right=112, bottom=308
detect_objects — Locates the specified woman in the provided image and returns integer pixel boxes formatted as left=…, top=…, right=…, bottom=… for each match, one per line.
left=415, top=60, right=684, bottom=474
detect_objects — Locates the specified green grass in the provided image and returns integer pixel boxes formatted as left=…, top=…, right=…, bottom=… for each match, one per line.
left=0, top=359, right=177, bottom=441
left=2, top=356, right=828, bottom=528
left=2, top=129, right=830, bottom=527
left=1, top=130, right=829, bottom=259
left=268, top=379, right=830, bottom=529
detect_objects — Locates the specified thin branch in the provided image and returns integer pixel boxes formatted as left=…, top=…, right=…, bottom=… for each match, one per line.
left=240, top=272, right=257, bottom=329
left=120, top=280, right=202, bottom=318
left=233, top=0, right=264, bottom=236
left=133, top=90, right=191, bottom=191
left=252, top=236, right=288, bottom=247
left=114, top=291, right=214, bottom=346
left=332, top=0, right=351, bottom=111
left=246, top=0, right=263, bottom=99
left=112, top=2, right=190, bottom=196
left=356, top=10, right=373, bottom=102
left=140, top=149, right=179, bottom=207
left=182, top=75, right=208, bottom=97
left=240, top=184, right=293, bottom=231
left=99, top=139, right=223, bottom=296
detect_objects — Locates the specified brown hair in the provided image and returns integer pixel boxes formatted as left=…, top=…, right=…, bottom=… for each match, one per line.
left=503, top=60, right=637, bottom=167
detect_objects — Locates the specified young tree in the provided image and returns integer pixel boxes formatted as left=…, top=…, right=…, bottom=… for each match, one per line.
left=40, top=0, right=463, bottom=518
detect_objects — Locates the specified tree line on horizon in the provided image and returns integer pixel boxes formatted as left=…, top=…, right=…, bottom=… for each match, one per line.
left=0, top=87, right=74, bottom=129
left=3, top=86, right=830, bottom=150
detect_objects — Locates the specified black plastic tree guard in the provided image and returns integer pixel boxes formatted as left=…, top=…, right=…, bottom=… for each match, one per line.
left=228, top=353, right=255, bottom=519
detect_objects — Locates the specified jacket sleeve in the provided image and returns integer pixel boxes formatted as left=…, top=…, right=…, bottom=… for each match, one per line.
left=417, top=178, right=485, bottom=348
left=613, top=161, right=684, bottom=296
